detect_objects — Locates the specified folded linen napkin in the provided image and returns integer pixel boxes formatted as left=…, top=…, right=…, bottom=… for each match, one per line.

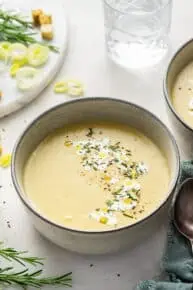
left=136, top=160, right=193, bottom=290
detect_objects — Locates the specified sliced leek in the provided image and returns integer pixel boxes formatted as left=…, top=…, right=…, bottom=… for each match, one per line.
left=16, top=67, right=40, bottom=91
left=8, top=43, right=28, bottom=62
left=0, top=42, right=11, bottom=73
left=10, top=58, right=28, bottom=77
left=0, top=42, right=11, bottom=50
left=54, top=81, right=68, bottom=93
left=27, top=44, right=49, bottom=67
left=54, top=79, right=84, bottom=96
left=13, top=58, right=28, bottom=67
left=0, top=41, right=11, bottom=60
left=10, top=63, right=21, bottom=77
left=67, top=79, right=84, bottom=96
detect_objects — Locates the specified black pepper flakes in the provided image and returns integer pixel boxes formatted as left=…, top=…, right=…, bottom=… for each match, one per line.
left=6, top=221, right=11, bottom=228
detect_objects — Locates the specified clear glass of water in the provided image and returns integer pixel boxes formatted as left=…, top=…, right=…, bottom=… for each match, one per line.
left=103, top=0, right=173, bottom=69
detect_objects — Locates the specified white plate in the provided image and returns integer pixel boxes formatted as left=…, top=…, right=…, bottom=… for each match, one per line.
left=0, top=0, right=68, bottom=118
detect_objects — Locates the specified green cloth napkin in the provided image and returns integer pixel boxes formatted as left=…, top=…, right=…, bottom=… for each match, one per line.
left=136, top=160, right=193, bottom=290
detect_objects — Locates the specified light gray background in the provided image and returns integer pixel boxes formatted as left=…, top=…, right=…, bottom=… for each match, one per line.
left=0, top=0, right=191, bottom=289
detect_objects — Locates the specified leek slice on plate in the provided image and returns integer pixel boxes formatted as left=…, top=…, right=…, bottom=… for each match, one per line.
left=0, top=42, right=11, bottom=72
left=0, top=41, right=11, bottom=60
left=10, top=63, right=21, bottom=77
left=16, top=67, right=40, bottom=91
left=27, top=44, right=49, bottom=67
left=10, top=59, right=28, bottom=77
left=8, top=43, right=28, bottom=62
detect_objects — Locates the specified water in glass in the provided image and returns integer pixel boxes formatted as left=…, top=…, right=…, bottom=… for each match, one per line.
left=103, top=0, right=172, bottom=69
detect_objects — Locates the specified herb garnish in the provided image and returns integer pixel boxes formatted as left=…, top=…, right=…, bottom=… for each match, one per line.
left=64, top=132, right=148, bottom=225
left=122, top=212, right=134, bottom=218
left=86, top=128, right=94, bottom=137
left=106, top=200, right=113, bottom=207
left=112, top=187, right=123, bottom=196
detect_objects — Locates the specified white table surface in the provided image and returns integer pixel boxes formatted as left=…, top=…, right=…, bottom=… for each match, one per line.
left=0, top=0, right=192, bottom=289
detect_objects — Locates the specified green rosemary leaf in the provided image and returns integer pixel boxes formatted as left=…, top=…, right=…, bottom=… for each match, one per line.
left=0, top=242, right=72, bottom=288
left=0, top=243, right=43, bottom=266
left=0, top=9, right=58, bottom=52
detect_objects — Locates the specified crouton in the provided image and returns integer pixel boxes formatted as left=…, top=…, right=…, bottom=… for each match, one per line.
left=32, top=9, right=43, bottom=26
left=39, top=14, right=52, bottom=25
left=41, top=24, right=53, bottom=40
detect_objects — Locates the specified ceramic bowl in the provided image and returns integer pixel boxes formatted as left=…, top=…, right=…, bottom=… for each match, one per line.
left=12, top=97, right=180, bottom=254
left=164, top=39, right=193, bottom=158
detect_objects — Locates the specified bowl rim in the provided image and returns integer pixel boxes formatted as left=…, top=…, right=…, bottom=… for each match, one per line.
left=11, top=97, right=180, bottom=235
left=163, top=38, right=193, bottom=132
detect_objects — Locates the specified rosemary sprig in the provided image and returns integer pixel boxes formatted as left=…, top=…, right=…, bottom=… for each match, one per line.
left=0, top=268, right=72, bottom=288
left=0, top=9, right=58, bottom=52
left=0, top=242, right=43, bottom=266
left=0, top=10, right=33, bottom=29
left=0, top=242, right=72, bottom=288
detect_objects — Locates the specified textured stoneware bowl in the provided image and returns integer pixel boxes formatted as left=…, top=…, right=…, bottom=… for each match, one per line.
left=164, top=39, right=193, bottom=158
left=12, top=97, right=180, bottom=254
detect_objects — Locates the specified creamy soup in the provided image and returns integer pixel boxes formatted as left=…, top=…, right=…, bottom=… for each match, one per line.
left=172, top=61, right=193, bottom=128
left=23, top=123, right=170, bottom=231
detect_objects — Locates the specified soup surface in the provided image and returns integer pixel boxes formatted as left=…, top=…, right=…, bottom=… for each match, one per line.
left=23, top=123, right=170, bottom=231
left=172, top=61, right=193, bottom=128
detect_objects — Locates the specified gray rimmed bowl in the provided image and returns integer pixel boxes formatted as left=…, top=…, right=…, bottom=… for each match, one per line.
left=164, top=39, right=193, bottom=158
left=11, top=97, right=180, bottom=254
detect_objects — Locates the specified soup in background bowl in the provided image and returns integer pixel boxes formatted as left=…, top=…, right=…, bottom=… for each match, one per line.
left=12, top=97, right=180, bottom=254
left=172, top=61, right=193, bottom=129
left=164, top=39, right=193, bottom=158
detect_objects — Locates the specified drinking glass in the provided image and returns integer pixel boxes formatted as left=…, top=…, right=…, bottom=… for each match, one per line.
left=103, top=0, right=173, bottom=69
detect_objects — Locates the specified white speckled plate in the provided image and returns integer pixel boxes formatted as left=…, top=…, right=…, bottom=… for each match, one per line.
left=0, top=0, right=68, bottom=118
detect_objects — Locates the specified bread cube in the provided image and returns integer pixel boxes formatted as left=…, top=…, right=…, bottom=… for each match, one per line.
left=39, top=14, right=52, bottom=25
left=32, top=9, right=43, bottom=26
left=41, top=24, right=53, bottom=40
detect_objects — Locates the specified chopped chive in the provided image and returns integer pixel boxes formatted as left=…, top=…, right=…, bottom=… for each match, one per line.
left=106, top=200, right=113, bottom=207
left=86, top=128, right=94, bottom=137
left=112, top=187, right=123, bottom=195
left=122, top=212, right=134, bottom=218
left=121, top=162, right=127, bottom=168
